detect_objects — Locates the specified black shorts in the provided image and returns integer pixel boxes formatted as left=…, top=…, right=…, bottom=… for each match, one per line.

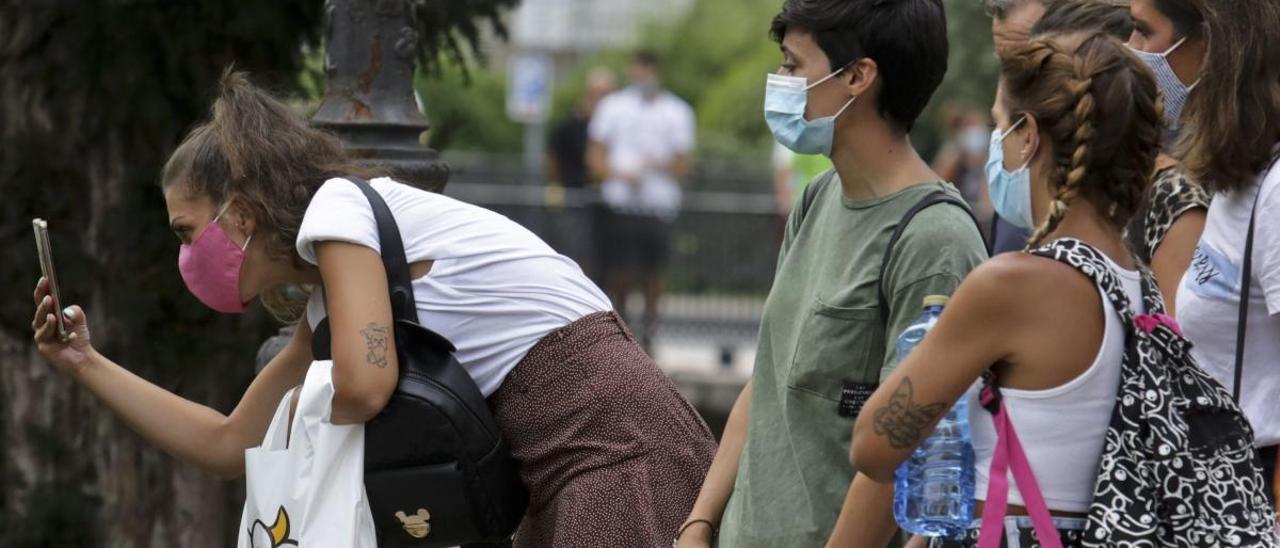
left=599, top=211, right=673, bottom=276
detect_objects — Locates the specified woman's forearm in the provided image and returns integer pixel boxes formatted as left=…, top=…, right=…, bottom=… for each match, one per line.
left=826, top=473, right=899, bottom=548
left=71, top=326, right=312, bottom=480
left=683, top=380, right=753, bottom=537
left=73, top=349, right=244, bottom=478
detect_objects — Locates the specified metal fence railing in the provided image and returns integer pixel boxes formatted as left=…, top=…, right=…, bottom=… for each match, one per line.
left=439, top=152, right=779, bottom=344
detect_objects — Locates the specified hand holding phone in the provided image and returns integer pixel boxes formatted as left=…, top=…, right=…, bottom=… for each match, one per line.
left=32, top=219, right=67, bottom=339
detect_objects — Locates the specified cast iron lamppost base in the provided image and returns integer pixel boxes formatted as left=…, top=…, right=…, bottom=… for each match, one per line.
left=258, top=0, right=449, bottom=370
left=312, top=0, right=449, bottom=192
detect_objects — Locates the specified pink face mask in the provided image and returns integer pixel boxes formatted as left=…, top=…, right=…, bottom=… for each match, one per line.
left=178, top=205, right=251, bottom=313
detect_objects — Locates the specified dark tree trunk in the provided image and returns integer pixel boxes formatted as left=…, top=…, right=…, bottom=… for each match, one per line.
left=0, top=1, right=512, bottom=544
left=0, top=2, right=320, bottom=545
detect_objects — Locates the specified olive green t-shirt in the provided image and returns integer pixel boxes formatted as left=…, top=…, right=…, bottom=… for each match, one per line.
left=718, top=171, right=987, bottom=547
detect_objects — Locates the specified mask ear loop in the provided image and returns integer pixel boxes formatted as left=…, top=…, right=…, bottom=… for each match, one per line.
left=1161, top=35, right=1189, bottom=57
left=1163, top=35, right=1202, bottom=89
left=212, top=202, right=254, bottom=252
left=803, top=61, right=855, bottom=91
left=999, top=115, right=1035, bottom=171
left=998, top=115, right=1027, bottom=141
left=833, top=95, right=858, bottom=118
left=211, top=202, right=231, bottom=224
left=806, top=61, right=860, bottom=118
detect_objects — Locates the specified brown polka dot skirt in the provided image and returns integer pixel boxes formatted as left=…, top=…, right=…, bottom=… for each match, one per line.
left=488, top=311, right=717, bottom=547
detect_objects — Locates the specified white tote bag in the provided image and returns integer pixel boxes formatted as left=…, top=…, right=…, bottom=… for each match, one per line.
left=238, top=361, right=377, bottom=548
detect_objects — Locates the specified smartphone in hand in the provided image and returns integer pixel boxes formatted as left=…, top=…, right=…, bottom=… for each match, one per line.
left=32, top=218, right=67, bottom=339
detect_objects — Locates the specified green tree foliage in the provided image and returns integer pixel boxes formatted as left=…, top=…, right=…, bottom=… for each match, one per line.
left=914, top=0, right=1001, bottom=158
left=416, top=63, right=524, bottom=153
left=0, top=1, right=513, bottom=545
left=437, top=0, right=999, bottom=168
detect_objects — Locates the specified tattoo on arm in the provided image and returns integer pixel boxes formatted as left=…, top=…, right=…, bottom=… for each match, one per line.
left=872, top=378, right=949, bottom=450
left=359, top=322, right=390, bottom=368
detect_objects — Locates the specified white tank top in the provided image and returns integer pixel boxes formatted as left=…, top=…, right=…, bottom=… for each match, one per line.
left=966, top=254, right=1143, bottom=513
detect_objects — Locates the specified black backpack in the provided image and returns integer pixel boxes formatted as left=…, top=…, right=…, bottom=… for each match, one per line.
left=311, top=178, right=527, bottom=547
left=1030, top=238, right=1276, bottom=547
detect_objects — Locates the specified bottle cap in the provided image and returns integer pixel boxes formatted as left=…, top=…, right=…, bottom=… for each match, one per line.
left=923, top=295, right=950, bottom=308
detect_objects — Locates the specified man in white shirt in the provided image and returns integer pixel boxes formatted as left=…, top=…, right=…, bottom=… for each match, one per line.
left=587, top=51, right=695, bottom=349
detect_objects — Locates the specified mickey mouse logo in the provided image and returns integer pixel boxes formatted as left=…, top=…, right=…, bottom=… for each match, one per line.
left=395, top=508, right=432, bottom=539
left=248, top=506, right=298, bottom=547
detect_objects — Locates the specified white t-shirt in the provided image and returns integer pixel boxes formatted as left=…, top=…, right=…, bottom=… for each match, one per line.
left=588, top=87, right=695, bottom=218
left=296, top=177, right=612, bottom=396
left=1177, top=157, right=1280, bottom=447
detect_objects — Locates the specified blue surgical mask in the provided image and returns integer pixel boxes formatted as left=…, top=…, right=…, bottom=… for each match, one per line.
left=985, top=116, right=1036, bottom=230
left=764, top=70, right=857, bottom=156
left=1130, top=36, right=1197, bottom=149
left=632, top=80, right=660, bottom=99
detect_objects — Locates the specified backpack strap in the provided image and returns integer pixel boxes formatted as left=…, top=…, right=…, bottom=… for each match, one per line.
left=976, top=373, right=1064, bottom=548
left=343, top=177, right=419, bottom=324
left=1233, top=188, right=1262, bottom=402
left=794, top=170, right=831, bottom=228
left=1027, top=238, right=1140, bottom=324
left=878, top=191, right=981, bottom=325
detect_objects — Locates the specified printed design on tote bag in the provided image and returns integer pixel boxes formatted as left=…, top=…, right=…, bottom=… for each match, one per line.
left=247, top=506, right=298, bottom=548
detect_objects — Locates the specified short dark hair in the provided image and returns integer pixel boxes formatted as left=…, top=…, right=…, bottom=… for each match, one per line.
left=1154, top=0, right=1202, bottom=38
left=1031, top=0, right=1132, bottom=40
left=770, top=0, right=947, bottom=132
left=633, top=50, right=659, bottom=67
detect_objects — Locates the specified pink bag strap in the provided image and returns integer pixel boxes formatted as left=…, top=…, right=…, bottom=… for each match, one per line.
left=976, top=373, right=1063, bottom=548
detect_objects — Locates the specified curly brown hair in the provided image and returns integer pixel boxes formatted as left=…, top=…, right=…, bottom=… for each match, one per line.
left=999, top=33, right=1163, bottom=249
left=161, top=70, right=381, bottom=318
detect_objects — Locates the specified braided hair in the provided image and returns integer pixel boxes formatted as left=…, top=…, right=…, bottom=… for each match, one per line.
left=999, top=33, right=1163, bottom=250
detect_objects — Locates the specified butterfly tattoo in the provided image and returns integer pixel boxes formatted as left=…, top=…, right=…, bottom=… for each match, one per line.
left=872, top=378, right=949, bottom=449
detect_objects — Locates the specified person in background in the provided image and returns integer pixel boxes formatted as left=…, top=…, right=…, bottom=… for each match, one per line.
left=985, top=0, right=1050, bottom=253
left=984, top=0, right=1133, bottom=254
left=1174, top=0, right=1280, bottom=507
left=587, top=51, right=695, bottom=350
left=853, top=31, right=1164, bottom=547
left=548, top=68, right=617, bottom=191
left=770, top=141, right=832, bottom=239
left=676, top=1, right=987, bottom=546
left=988, top=0, right=1051, bottom=60
left=933, top=108, right=995, bottom=241
left=546, top=67, right=617, bottom=281
left=1122, top=0, right=1209, bottom=313
left=1031, top=0, right=1131, bottom=39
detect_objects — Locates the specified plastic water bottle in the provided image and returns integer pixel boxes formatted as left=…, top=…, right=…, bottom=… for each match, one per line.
left=892, top=295, right=975, bottom=538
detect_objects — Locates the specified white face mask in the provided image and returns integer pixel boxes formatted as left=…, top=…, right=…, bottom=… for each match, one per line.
left=1129, top=36, right=1198, bottom=148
